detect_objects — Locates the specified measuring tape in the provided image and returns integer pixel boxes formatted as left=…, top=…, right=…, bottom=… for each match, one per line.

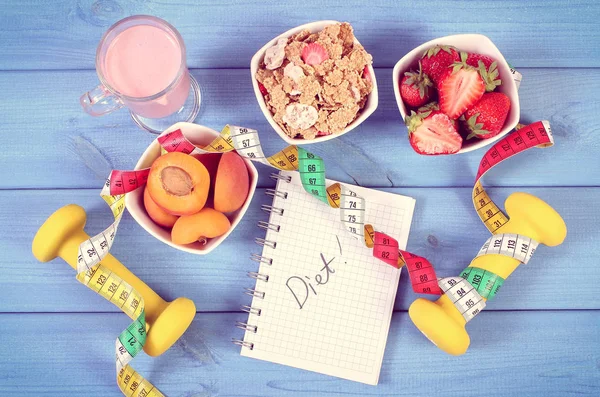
left=409, top=120, right=552, bottom=322
left=72, top=119, right=551, bottom=395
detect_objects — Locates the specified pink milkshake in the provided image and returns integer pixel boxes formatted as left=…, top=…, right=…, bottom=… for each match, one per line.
left=102, top=24, right=190, bottom=118
left=81, top=16, right=200, bottom=132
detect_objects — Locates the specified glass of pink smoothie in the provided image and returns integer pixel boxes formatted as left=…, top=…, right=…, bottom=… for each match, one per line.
left=81, top=15, right=201, bottom=133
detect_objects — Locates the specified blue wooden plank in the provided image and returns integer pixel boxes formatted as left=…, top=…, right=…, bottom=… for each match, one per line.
left=2, top=187, right=595, bottom=313
left=0, top=68, right=598, bottom=189
left=0, top=0, right=599, bottom=69
left=0, top=311, right=597, bottom=396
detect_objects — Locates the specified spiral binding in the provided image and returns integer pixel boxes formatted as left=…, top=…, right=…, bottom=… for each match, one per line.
left=266, top=188, right=288, bottom=199
left=248, top=271, right=269, bottom=282
left=255, top=237, right=277, bottom=249
left=270, top=173, right=292, bottom=182
left=241, top=305, right=262, bottom=316
left=231, top=339, right=254, bottom=350
left=261, top=204, right=284, bottom=215
left=244, top=287, right=265, bottom=299
left=258, top=221, right=281, bottom=232
left=234, top=173, right=291, bottom=350
left=235, top=321, right=258, bottom=333
left=251, top=253, right=273, bottom=265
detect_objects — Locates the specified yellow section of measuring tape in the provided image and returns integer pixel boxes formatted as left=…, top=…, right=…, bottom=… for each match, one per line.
left=76, top=264, right=164, bottom=397
left=103, top=192, right=126, bottom=219
left=92, top=122, right=560, bottom=395
left=473, top=179, right=509, bottom=233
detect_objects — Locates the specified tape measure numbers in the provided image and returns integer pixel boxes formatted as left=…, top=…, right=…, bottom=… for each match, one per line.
left=74, top=120, right=552, bottom=396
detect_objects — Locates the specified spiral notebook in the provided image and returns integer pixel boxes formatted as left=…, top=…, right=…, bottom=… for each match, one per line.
left=234, top=171, right=416, bottom=385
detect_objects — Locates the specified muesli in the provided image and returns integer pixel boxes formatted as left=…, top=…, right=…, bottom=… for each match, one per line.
left=256, top=22, right=373, bottom=140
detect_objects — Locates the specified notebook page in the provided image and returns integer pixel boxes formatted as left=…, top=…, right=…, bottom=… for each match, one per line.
left=241, top=171, right=415, bottom=385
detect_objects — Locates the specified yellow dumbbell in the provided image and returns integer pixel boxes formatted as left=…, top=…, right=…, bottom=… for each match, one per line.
left=409, top=192, right=567, bottom=356
left=32, top=204, right=196, bottom=356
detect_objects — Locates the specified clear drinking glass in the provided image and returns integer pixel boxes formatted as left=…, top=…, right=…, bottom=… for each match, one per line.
left=80, top=15, right=201, bottom=134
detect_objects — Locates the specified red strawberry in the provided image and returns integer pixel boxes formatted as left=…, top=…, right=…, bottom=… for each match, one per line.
left=405, top=109, right=463, bottom=155
left=464, top=92, right=511, bottom=139
left=417, top=102, right=459, bottom=130
left=437, top=64, right=485, bottom=119
left=301, top=43, right=329, bottom=65
left=400, top=63, right=434, bottom=107
left=258, top=82, right=268, bottom=96
left=466, top=53, right=493, bottom=68
left=363, top=66, right=371, bottom=82
left=457, top=51, right=502, bottom=92
left=420, top=45, right=460, bottom=83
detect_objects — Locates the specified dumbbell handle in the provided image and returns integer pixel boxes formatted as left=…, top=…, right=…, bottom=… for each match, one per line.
left=436, top=220, right=541, bottom=330
left=470, top=213, right=542, bottom=281
left=60, top=229, right=167, bottom=325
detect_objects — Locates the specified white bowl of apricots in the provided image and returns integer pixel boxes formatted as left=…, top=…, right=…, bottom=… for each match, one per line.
left=125, top=122, right=258, bottom=255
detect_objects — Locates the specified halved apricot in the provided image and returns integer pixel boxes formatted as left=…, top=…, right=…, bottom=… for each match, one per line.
left=143, top=187, right=178, bottom=228
left=147, top=152, right=210, bottom=216
left=214, top=152, right=250, bottom=213
left=171, top=207, right=231, bottom=245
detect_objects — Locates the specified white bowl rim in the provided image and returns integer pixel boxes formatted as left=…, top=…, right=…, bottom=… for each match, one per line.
left=392, top=33, right=520, bottom=154
left=250, top=20, right=379, bottom=145
left=124, top=122, right=258, bottom=255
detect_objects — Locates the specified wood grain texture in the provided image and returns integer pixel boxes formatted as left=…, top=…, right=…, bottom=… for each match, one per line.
left=0, top=311, right=598, bottom=396
left=0, top=0, right=599, bottom=70
left=1, top=1, right=599, bottom=395
left=2, top=187, right=594, bottom=313
left=0, top=68, right=598, bottom=189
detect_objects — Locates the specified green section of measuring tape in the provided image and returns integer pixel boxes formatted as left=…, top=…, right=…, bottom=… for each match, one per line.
left=297, top=147, right=329, bottom=204
left=118, top=310, right=147, bottom=357
left=459, top=267, right=504, bottom=300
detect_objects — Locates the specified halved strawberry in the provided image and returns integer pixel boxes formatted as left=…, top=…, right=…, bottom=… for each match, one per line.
left=400, top=62, right=434, bottom=108
left=258, top=82, right=268, bottom=96
left=301, top=43, right=329, bottom=65
left=464, top=92, right=511, bottom=139
left=437, top=65, right=485, bottom=119
left=457, top=52, right=501, bottom=92
left=405, top=110, right=463, bottom=155
left=420, top=45, right=460, bottom=84
left=417, top=102, right=459, bottom=130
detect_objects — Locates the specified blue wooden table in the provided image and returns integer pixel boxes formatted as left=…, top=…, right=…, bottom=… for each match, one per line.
left=1, top=0, right=599, bottom=395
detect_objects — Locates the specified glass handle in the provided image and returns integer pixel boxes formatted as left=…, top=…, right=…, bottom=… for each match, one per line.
left=80, top=84, right=123, bottom=116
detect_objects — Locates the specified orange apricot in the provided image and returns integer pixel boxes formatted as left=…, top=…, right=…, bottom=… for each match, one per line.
left=214, top=152, right=250, bottom=213
left=192, top=153, right=222, bottom=208
left=143, top=187, right=178, bottom=228
left=171, top=207, right=231, bottom=245
left=147, top=152, right=210, bottom=216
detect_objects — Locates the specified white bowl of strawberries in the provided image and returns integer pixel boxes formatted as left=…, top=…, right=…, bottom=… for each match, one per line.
left=393, top=34, right=520, bottom=155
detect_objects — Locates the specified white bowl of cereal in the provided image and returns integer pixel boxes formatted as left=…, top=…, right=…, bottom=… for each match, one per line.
left=251, top=20, right=378, bottom=145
